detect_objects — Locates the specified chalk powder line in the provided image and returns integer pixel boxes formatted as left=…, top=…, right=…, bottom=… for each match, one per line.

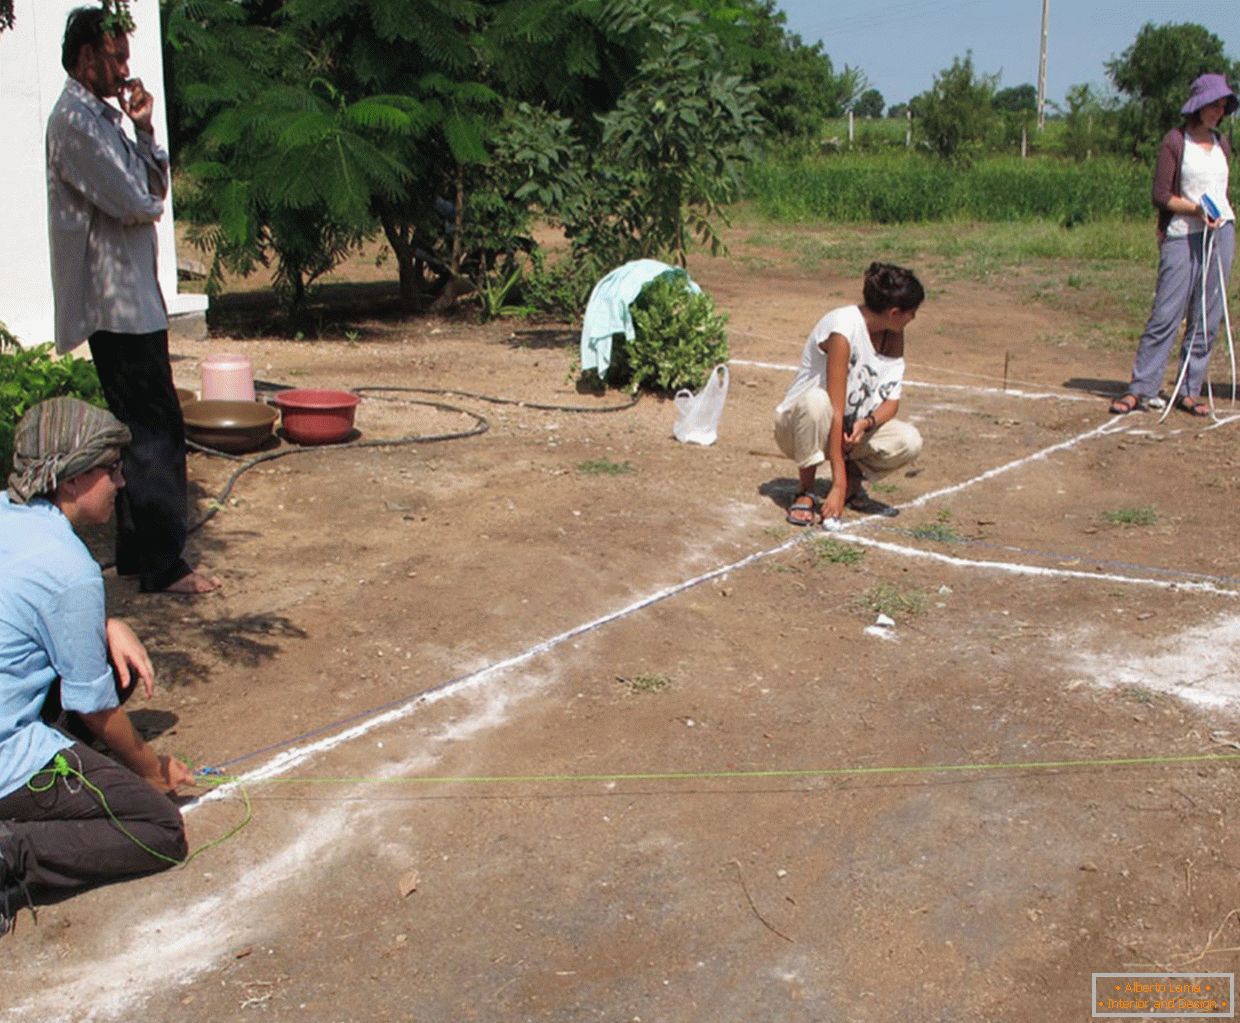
left=10, top=402, right=1231, bottom=1022
left=195, top=411, right=1200, bottom=811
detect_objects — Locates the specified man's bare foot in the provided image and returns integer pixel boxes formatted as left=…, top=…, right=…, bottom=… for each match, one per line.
left=161, top=570, right=222, bottom=595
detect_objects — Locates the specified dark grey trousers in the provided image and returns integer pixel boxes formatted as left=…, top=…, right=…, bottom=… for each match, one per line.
left=1129, top=223, right=1236, bottom=400
left=0, top=743, right=186, bottom=891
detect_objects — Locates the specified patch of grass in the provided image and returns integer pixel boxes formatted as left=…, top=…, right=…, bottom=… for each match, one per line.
left=1103, top=505, right=1157, bottom=527
left=910, top=511, right=962, bottom=543
left=745, top=153, right=1149, bottom=225
left=1121, top=684, right=1156, bottom=705
left=738, top=255, right=777, bottom=271
left=1074, top=325, right=1136, bottom=352
left=577, top=458, right=635, bottom=476
left=910, top=521, right=962, bottom=543
left=858, top=583, right=927, bottom=617
left=809, top=536, right=864, bottom=565
left=617, top=673, right=672, bottom=694
left=790, top=237, right=839, bottom=271
left=869, top=482, right=898, bottom=495
left=766, top=562, right=799, bottom=574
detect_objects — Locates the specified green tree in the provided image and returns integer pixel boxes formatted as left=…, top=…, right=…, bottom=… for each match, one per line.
left=169, top=0, right=496, bottom=310
left=914, top=52, right=1000, bottom=163
left=165, top=0, right=765, bottom=316
left=1061, top=83, right=1115, bottom=161
left=702, top=0, right=864, bottom=141
left=0, top=0, right=132, bottom=33
left=993, top=84, right=1036, bottom=112
left=1106, top=22, right=1238, bottom=156
left=591, top=12, right=762, bottom=266
left=853, top=88, right=884, bottom=118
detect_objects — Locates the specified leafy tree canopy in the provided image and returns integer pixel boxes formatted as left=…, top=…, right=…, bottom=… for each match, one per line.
left=1106, top=22, right=1238, bottom=154
left=993, top=84, right=1036, bottom=112
left=167, top=0, right=771, bottom=316
left=853, top=88, right=884, bottom=118
left=913, top=52, right=1000, bottom=163
left=686, top=0, right=865, bottom=140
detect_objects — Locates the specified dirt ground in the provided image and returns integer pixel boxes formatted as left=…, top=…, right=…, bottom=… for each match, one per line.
left=8, top=224, right=1240, bottom=1023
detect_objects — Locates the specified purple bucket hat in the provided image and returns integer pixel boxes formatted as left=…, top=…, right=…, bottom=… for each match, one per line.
left=1181, top=73, right=1238, bottom=116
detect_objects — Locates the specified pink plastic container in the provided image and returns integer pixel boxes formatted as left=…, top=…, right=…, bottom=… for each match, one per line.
left=200, top=353, right=255, bottom=402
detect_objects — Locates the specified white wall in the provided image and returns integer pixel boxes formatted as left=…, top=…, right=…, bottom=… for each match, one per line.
left=0, top=0, right=206, bottom=348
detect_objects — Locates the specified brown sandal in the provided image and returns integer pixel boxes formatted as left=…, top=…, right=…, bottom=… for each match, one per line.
left=1108, top=394, right=1142, bottom=415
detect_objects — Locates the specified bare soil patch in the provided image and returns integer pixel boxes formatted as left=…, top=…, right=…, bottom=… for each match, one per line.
left=7, top=227, right=1240, bottom=1023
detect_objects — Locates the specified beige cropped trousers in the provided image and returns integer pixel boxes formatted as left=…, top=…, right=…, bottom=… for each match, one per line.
left=773, top=387, right=922, bottom=479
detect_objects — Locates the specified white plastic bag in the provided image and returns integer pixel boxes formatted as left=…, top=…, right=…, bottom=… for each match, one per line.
left=672, top=364, right=729, bottom=446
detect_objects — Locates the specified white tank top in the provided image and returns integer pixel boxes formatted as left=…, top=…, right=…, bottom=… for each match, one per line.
left=1167, top=138, right=1234, bottom=238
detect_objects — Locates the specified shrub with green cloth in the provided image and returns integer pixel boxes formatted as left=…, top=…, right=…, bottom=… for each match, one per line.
left=605, top=275, right=729, bottom=394
left=0, top=331, right=106, bottom=481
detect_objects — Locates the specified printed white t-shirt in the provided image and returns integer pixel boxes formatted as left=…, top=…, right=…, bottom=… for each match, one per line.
left=777, top=304, right=905, bottom=423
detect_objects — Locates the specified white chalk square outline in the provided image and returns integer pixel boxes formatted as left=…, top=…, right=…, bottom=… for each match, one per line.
left=1092, top=973, right=1235, bottom=1018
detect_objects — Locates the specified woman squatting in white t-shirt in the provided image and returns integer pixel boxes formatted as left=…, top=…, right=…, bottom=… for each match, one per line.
left=773, top=262, right=925, bottom=526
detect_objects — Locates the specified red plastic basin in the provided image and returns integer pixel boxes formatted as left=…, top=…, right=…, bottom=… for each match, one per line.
left=273, top=389, right=360, bottom=445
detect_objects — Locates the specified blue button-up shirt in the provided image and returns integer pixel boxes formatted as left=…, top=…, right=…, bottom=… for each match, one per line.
left=0, top=494, right=117, bottom=799
left=45, top=77, right=169, bottom=354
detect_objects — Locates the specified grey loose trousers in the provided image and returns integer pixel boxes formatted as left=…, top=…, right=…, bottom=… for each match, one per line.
left=1129, top=223, right=1236, bottom=400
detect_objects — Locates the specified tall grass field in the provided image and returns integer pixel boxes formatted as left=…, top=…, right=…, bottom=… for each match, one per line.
left=746, top=153, right=1148, bottom=224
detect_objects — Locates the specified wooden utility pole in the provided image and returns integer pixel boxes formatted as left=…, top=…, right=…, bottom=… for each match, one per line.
left=1036, top=0, right=1049, bottom=131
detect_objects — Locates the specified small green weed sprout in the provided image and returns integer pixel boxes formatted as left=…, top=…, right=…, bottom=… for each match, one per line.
left=858, top=583, right=927, bottom=617
left=577, top=458, right=635, bottom=476
left=1121, top=684, right=1156, bottom=705
left=810, top=536, right=864, bottom=566
left=907, top=518, right=962, bottom=543
left=909, top=514, right=962, bottom=543
left=1103, top=506, right=1157, bottom=527
left=617, top=673, right=672, bottom=694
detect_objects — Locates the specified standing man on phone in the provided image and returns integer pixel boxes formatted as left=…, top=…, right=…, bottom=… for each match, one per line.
left=45, top=6, right=219, bottom=594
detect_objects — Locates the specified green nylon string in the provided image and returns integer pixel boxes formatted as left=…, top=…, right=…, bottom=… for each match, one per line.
left=25, top=750, right=1238, bottom=867
left=195, top=750, right=1240, bottom=789
left=27, top=754, right=253, bottom=866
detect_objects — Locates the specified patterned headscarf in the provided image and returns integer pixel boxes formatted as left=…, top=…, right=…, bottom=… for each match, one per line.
left=7, top=397, right=130, bottom=504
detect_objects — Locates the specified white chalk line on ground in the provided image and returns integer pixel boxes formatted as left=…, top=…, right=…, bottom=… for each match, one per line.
left=195, top=413, right=1136, bottom=810
left=838, top=534, right=1239, bottom=597
left=194, top=536, right=801, bottom=804
left=728, top=358, right=1094, bottom=403
left=15, top=400, right=1221, bottom=1021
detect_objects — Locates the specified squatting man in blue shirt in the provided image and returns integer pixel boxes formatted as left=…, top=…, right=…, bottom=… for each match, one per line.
left=0, top=398, right=192, bottom=936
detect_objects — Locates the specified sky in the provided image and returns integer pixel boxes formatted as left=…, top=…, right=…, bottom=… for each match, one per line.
left=777, top=0, right=1240, bottom=109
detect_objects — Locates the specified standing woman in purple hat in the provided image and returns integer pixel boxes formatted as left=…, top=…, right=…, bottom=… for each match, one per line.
left=1110, top=73, right=1236, bottom=417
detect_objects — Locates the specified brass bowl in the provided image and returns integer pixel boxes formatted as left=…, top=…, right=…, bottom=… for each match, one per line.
left=182, top=399, right=277, bottom=453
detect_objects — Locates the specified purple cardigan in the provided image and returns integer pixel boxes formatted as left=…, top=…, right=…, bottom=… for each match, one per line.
left=1152, top=126, right=1233, bottom=239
